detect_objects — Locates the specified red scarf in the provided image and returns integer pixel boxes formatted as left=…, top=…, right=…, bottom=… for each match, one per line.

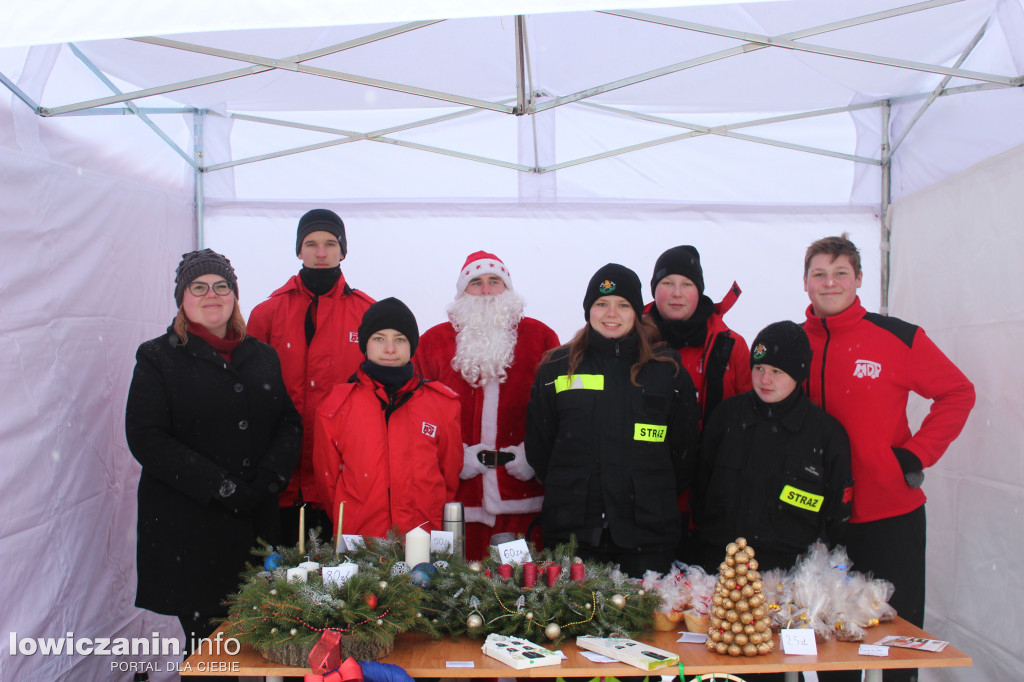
left=188, top=322, right=241, bottom=363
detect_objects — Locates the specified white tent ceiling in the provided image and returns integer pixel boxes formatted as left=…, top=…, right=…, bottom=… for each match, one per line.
left=3, top=0, right=1023, bottom=210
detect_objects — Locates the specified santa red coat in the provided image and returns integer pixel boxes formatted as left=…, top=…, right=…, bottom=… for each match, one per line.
left=414, top=317, right=559, bottom=544
left=248, top=272, right=374, bottom=509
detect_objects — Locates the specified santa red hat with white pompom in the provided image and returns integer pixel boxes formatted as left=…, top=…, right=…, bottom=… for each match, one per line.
left=456, top=251, right=514, bottom=295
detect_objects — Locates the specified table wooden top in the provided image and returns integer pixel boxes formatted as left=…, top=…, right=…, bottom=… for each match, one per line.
left=181, top=617, right=971, bottom=677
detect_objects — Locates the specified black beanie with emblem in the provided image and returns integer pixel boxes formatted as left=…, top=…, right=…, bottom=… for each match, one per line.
left=650, top=245, right=705, bottom=297
left=583, top=263, right=644, bottom=321
left=174, top=249, right=238, bottom=307
left=750, top=320, right=812, bottom=384
left=296, top=208, right=347, bottom=257
left=358, top=297, right=420, bottom=357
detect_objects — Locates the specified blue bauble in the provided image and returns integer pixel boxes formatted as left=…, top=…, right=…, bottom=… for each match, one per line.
left=264, top=553, right=284, bottom=570
left=409, top=562, right=438, bottom=588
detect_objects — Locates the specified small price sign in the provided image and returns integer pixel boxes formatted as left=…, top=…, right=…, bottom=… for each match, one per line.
left=496, top=539, right=531, bottom=565
left=431, top=530, right=454, bottom=553
left=780, top=628, right=817, bottom=656
left=323, top=563, right=359, bottom=587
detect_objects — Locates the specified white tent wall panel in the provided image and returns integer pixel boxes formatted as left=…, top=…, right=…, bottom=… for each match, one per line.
left=888, top=141, right=1024, bottom=680
left=206, top=201, right=881, bottom=346
left=0, top=148, right=192, bottom=681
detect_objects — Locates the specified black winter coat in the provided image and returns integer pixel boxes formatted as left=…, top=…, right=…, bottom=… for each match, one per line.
left=526, top=330, right=699, bottom=552
left=694, top=389, right=852, bottom=572
left=125, top=328, right=302, bottom=616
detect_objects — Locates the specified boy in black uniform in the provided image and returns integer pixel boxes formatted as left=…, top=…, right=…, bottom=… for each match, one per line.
left=694, top=321, right=853, bottom=573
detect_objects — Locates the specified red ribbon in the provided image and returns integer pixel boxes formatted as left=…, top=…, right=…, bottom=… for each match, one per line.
left=304, top=656, right=363, bottom=682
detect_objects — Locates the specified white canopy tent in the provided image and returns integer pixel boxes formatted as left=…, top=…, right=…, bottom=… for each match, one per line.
left=1, top=0, right=1021, bottom=679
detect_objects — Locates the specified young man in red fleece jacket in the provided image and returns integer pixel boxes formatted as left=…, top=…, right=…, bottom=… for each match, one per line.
left=803, top=234, right=975, bottom=682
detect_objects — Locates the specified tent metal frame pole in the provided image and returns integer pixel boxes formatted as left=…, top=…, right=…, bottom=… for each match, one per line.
left=888, top=20, right=989, bottom=159
left=0, top=70, right=40, bottom=112
left=67, top=42, right=197, bottom=169
left=880, top=102, right=892, bottom=316
left=194, top=111, right=205, bottom=249
left=514, top=16, right=528, bottom=115
left=202, top=98, right=521, bottom=172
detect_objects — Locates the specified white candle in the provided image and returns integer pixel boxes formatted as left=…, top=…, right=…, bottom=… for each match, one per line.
left=404, top=526, right=431, bottom=567
left=335, top=501, right=346, bottom=552
left=286, top=567, right=308, bottom=583
left=298, top=561, right=320, bottom=573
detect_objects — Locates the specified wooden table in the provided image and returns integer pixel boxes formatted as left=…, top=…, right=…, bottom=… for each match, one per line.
left=182, top=617, right=970, bottom=681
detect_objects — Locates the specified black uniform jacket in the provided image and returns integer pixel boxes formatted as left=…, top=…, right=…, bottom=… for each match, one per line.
left=125, top=328, right=301, bottom=616
left=695, top=388, right=852, bottom=571
left=526, top=330, right=699, bottom=552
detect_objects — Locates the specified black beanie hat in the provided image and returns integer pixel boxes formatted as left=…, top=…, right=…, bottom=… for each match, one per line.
left=583, top=263, right=644, bottom=321
left=296, top=208, right=347, bottom=257
left=174, top=249, right=238, bottom=307
left=651, top=245, right=705, bottom=297
left=358, top=297, right=420, bottom=357
left=750, top=321, right=812, bottom=384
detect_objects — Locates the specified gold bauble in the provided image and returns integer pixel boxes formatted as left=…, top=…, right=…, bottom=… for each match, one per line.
left=743, top=643, right=758, bottom=657
left=728, top=644, right=742, bottom=657
left=545, top=623, right=562, bottom=640
left=467, top=614, right=483, bottom=629
left=610, top=594, right=626, bottom=608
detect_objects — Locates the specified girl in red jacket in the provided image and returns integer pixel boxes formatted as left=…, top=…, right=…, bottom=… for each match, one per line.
left=313, top=298, right=462, bottom=537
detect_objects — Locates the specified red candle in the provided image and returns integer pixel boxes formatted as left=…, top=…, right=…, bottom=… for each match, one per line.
left=570, top=562, right=585, bottom=583
left=523, top=562, right=537, bottom=587
left=497, top=563, right=513, bottom=580
left=546, top=564, right=562, bottom=587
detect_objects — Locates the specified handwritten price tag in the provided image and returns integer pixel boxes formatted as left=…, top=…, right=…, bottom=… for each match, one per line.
left=496, top=539, right=532, bottom=565
left=859, top=644, right=889, bottom=657
left=323, top=564, right=359, bottom=587
left=337, top=534, right=365, bottom=550
left=781, top=628, right=817, bottom=656
left=431, top=530, right=454, bottom=553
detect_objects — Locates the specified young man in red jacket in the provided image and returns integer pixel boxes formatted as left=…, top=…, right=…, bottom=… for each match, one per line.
left=803, top=235, right=974, bottom=682
left=646, top=245, right=751, bottom=564
left=247, top=209, right=374, bottom=543
left=414, top=251, right=559, bottom=559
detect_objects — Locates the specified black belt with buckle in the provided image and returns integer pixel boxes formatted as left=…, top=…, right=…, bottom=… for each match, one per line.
left=478, top=449, right=515, bottom=468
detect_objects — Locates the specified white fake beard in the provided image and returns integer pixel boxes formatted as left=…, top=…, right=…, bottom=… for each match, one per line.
left=447, top=290, right=525, bottom=388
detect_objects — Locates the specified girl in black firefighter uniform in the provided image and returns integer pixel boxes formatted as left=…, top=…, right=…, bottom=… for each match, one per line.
left=526, top=263, right=699, bottom=578
left=695, top=320, right=853, bottom=573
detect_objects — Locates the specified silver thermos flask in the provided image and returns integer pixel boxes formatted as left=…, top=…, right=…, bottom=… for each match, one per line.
left=442, top=502, right=465, bottom=559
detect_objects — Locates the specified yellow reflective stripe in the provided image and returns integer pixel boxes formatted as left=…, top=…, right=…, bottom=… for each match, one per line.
left=634, top=423, right=667, bottom=442
left=779, top=485, right=824, bottom=512
left=553, top=374, right=605, bottom=393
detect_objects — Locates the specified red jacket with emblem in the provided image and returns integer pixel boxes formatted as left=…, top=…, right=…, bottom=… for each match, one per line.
left=247, top=272, right=374, bottom=509
left=803, top=298, right=975, bottom=523
left=313, top=368, right=462, bottom=537
left=413, top=318, right=560, bottom=525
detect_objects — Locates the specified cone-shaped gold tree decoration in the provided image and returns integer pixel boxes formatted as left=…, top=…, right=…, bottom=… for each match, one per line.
left=705, top=538, right=775, bottom=657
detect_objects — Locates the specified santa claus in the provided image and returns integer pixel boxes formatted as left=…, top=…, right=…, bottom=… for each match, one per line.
left=414, top=251, right=560, bottom=559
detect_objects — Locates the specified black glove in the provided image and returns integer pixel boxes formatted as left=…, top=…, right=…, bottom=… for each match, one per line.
left=892, top=447, right=924, bottom=489
left=246, top=468, right=285, bottom=501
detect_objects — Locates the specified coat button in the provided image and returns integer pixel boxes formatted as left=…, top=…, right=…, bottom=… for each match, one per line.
left=239, top=420, right=249, bottom=430
left=234, top=383, right=244, bottom=392
left=242, top=458, right=252, bottom=467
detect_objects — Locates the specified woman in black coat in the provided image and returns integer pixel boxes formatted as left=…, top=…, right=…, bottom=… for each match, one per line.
left=125, top=249, right=301, bottom=648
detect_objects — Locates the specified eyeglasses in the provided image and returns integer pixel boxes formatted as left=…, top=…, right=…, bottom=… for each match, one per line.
left=187, top=280, right=233, bottom=297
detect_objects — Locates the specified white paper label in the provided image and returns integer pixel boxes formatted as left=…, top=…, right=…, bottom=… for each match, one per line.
left=322, top=563, right=359, bottom=587
left=337, top=534, right=365, bottom=550
left=496, top=538, right=532, bottom=564
left=859, top=644, right=890, bottom=657
left=431, top=530, right=455, bottom=553
left=781, top=628, right=818, bottom=655
left=446, top=661, right=475, bottom=668
left=677, top=632, right=708, bottom=644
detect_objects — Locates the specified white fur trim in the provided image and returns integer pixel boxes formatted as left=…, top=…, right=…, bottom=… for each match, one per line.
left=481, top=469, right=543, bottom=516
left=465, top=505, right=496, bottom=526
